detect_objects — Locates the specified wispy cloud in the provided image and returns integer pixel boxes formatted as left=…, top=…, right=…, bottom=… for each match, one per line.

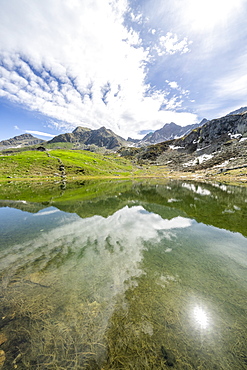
left=214, top=64, right=247, bottom=100
left=181, top=0, right=246, bottom=32
left=192, top=50, right=247, bottom=118
left=26, top=130, right=54, bottom=138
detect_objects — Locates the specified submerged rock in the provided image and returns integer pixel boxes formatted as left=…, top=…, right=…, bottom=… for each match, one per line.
left=0, top=333, right=7, bottom=346
left=161, top=346, right=176, bottom=366
left=0, top=350, right=6, bottom=369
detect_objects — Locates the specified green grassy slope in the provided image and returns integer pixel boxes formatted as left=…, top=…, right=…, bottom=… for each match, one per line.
left=0, top=149, right=136, bottom=180
left=0, top=151, right=58, bottom=179
left=51, top=150, right=133, bottom=176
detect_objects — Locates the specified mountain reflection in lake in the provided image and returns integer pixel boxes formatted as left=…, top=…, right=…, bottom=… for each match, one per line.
left=0, top=180, right=246, bottom=369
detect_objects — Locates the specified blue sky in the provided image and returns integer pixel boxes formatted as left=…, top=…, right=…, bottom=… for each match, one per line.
left=0, top=0, right=247, bottom=141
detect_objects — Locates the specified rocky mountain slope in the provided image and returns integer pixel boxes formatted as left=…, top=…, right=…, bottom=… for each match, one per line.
left=173, top=111, right=247, bottom=154
left=1, top=109, right=246, bottom=159
left=0, top=134, right=45, bottom=149
left=48, top=120, right=208, bottom=149
left=122, top=111, right=247, bottom=173
left=137, top=120, right=207, bottom=145
left=48, top=126, right=128, bottom=150
left=227, top=106, right=247, bottom=115
left=0, top=120, right=207, bottom=152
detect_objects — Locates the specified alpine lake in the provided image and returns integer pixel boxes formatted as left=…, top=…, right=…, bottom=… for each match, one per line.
left=0, top=179, right=246, bottom=369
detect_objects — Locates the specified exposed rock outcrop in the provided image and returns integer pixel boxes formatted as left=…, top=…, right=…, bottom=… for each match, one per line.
left=174, top=112, right=247, bottom=153
left=227, top=106, right=247, bottom=115
left=48, top=126, right=128, bottom=150
left=48, top=121, right=208, bottom=149
left=139, top=120, right=206, bottom=145
left=0, top=134, right=45, bottom=149
left=125, top=112, right=247, bottom=172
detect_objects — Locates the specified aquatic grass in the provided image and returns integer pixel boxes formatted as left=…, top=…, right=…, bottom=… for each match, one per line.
left=2, top=232, right=245, bottom=369
left=0, top=180, right=246, bottom=369
left=0, top=279, right=108, bottom=369
left=105, top=237, right=247, bottom=369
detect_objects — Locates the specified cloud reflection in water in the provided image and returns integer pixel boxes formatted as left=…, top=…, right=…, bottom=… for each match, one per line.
left=0, top=205, right=193, bottom=276
left=0, top=205, right=194, bottom=357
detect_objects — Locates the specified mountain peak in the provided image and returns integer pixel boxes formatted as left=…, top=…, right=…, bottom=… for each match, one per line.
left=72, top=126, right=91, bottom=134
left=163, top=122, right=179, bottom=128
left=0, top=133, right=45, bottom=148
left=48, top=125, right=128, bottom=149
left=227, top=107, right=247, bottom=116
left=141, top=121, right=202, bottom=145
left=97, top=126, right=108, bottom=132
left=10, top=133, right=36, bottom=140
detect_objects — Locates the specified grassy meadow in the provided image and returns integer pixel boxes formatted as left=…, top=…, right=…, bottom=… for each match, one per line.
left=0, top=149, right=141, bottom=180
left=0, top=147, right=246, bottom=185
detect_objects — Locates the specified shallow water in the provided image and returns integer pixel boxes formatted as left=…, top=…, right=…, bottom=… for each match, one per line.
left=0, top=180, right=246, bottom=369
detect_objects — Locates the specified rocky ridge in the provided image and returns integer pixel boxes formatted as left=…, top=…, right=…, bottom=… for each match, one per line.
left=0, top=121, right=208, bottom=152
left=136, top=120, right=207, bottom=146
left=47, top=120, right=208, bottom=150
left=0, top=134, right=45, bottom=149
left=174, top=111, right=247, bottom=154
left=227, top=106, right=247, bottom=115
left=122, top=111, right=247, bottom=174
left=48, top=126, right=128, bottom=150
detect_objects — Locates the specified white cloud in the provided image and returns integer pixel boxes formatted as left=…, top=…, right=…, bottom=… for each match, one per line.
left=0, top=0, right=197, bottom=138
left=154, top=32, right=192, bottom=56
left=26, top=130, right=55, bottom=138
left=168, top=81, right=179, bottom=89
left=166, top=80, right=189, bottom=95
left=130, top=11, right=143, bottom=24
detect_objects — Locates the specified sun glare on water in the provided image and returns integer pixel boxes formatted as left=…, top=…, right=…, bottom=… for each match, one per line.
left=193, top=305, right=209, bottom=329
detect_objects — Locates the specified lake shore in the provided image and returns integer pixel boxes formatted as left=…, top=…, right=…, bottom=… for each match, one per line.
left=0, top=148, right=246, bottom=186
left=0, top=169, right=246, bottom=187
